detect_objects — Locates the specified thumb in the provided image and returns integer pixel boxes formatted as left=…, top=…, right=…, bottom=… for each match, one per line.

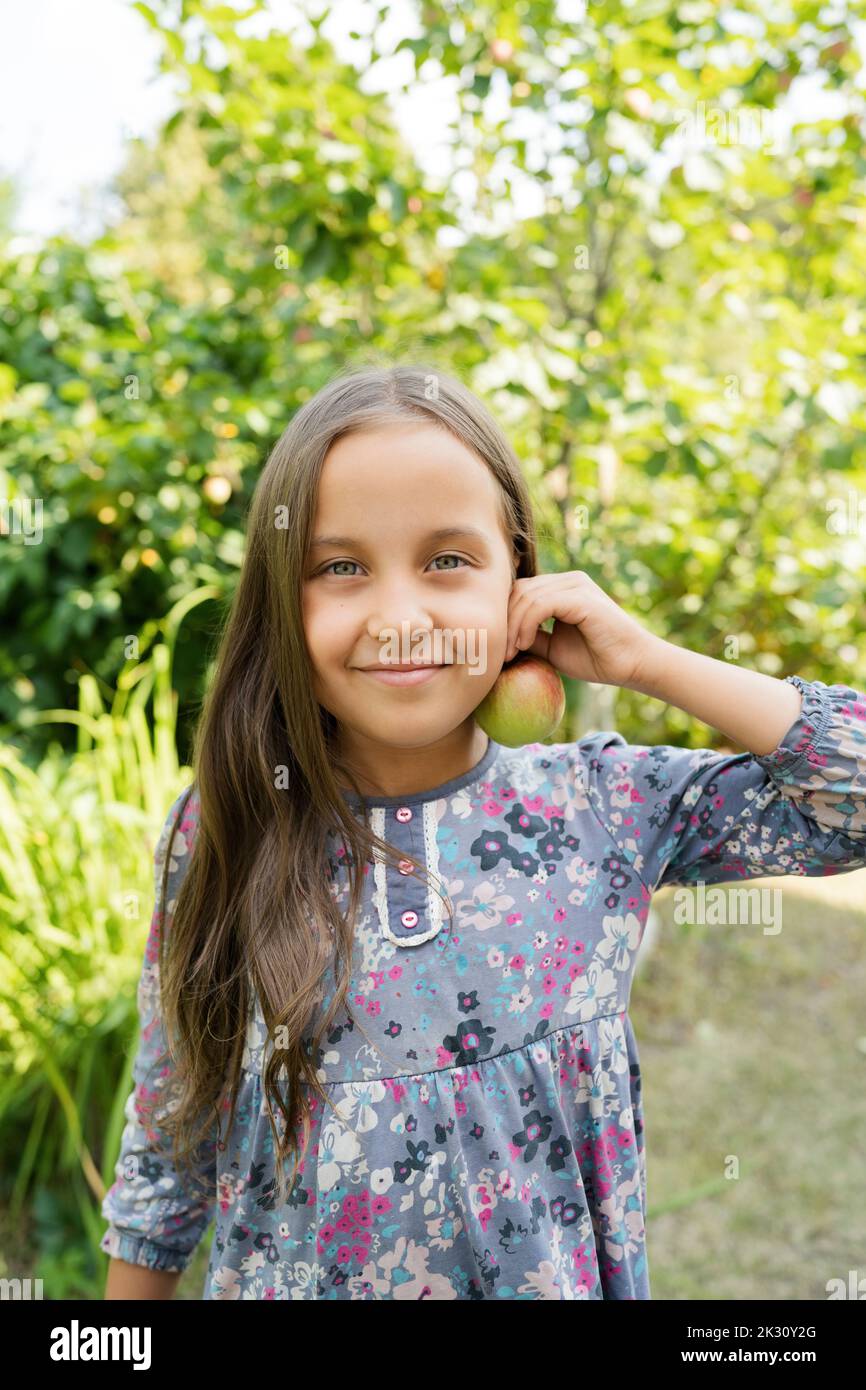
left=526, top=627, right=553, bottom=662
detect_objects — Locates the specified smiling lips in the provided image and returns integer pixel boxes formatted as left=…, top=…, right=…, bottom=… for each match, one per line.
left=359, top=663, right=449, bottom=686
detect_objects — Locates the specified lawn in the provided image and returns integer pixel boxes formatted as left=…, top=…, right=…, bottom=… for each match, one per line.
left=633, top=870, right=866, bottom=1300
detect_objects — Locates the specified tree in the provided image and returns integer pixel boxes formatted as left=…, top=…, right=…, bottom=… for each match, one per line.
left=1, top=0, right=864, bottom=757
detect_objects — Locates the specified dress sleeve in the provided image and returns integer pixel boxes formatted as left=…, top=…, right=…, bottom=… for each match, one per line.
left=100, top=785, right=218, bottom=1273
left=577, top=674, right=866, bottom=892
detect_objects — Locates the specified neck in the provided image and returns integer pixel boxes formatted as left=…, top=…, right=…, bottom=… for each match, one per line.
left=333, top=721, right=489, bottom=799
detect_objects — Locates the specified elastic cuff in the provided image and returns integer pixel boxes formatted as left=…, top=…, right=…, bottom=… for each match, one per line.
left=100, top=1227, right=192, bottom=1273
left=756, top=675, right=833, bottom=783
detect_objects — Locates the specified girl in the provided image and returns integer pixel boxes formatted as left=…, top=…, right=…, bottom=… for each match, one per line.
left=102, top=362, right=866, bottom=1300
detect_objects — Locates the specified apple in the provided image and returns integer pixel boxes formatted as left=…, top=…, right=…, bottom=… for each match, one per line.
left=473, top=652, right=566, bottom=748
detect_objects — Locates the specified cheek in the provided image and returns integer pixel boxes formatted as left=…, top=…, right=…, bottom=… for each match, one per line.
left=303, top=593, right=353, bottom=663
left=448, top=573, right=505, bottom=615
left=459, top=589, right=509, bottom=634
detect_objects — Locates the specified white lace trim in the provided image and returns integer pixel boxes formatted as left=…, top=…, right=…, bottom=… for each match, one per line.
left=369, top=803, right=445, bottom=947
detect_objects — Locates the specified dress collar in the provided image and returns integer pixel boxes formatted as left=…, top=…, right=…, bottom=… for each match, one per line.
left=338, top=735, right=501, bottom=808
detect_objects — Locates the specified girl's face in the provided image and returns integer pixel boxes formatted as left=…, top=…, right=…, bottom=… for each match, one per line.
left=301, top=422, right=518, bottom=760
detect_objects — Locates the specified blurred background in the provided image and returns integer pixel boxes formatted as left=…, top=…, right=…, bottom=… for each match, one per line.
left=1, top=0, right=864, bottom=1299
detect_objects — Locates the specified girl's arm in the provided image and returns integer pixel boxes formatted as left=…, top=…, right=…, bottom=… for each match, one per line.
left=576, top=671, right=866, bottom=892
left=105, top=1260, right=182, bottom=1300
left=633, top=636, right=806, bottom=754
left=100, top=788, right=218, bottom=1296
left=506, top=569, right=866, bottom=887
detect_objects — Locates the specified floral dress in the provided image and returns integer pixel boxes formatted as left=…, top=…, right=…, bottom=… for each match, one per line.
left=100, top=674, right=866, bottom=1299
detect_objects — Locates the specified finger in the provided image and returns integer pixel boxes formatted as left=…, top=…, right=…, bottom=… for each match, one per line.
left=505, top=577, right=558, bottom=646
left=505, top=576, right=575, bottom=658
left=504, top=588, right=532, bottom=657
left=510, top=592, right=554, bottom=656
left=526, top=628, right=552, bottom=662
left=506, top=596, right=538, bottom=659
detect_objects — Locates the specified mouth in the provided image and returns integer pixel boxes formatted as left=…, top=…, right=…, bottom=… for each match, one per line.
left=357, top=664, right=449, bottom=687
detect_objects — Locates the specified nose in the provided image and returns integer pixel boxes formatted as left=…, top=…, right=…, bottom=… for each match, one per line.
left=365, top=576, right=437, bottom=649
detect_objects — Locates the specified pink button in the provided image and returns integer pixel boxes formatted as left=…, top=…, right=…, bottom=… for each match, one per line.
left=401, top=910, right=418, bottom=928
left=395, top=806, right=413, bottom=822
left=398, top=860, right=414, bottom=875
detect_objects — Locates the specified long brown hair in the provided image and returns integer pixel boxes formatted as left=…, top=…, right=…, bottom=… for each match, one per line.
left=149, top=355, right=539, bottom=1206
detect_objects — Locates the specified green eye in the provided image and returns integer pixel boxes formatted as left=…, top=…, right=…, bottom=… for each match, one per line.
left=320, top=560, right=362, bottom=577
left=430, top=554, right=469, bottom=571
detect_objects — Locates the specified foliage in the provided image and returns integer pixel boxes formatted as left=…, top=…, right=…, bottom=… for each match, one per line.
left=2, top=0, right=865, bottom=754
left=0, top=589, right=210, bottom=1295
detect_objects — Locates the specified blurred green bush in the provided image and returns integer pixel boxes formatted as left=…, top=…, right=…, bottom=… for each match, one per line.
left=1, top=0, right=864, bottom=761
left=0, top=589, right=210, bottom=1297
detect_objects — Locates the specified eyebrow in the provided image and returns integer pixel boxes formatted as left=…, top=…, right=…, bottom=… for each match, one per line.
left=308, top=526, right=493, bottom=550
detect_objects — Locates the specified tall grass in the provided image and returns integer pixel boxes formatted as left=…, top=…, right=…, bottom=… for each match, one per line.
left=0, top=586, right=219, bottom=1297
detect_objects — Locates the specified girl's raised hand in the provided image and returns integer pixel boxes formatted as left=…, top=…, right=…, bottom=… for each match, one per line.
left=504, top=570, right=658, bottom=689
